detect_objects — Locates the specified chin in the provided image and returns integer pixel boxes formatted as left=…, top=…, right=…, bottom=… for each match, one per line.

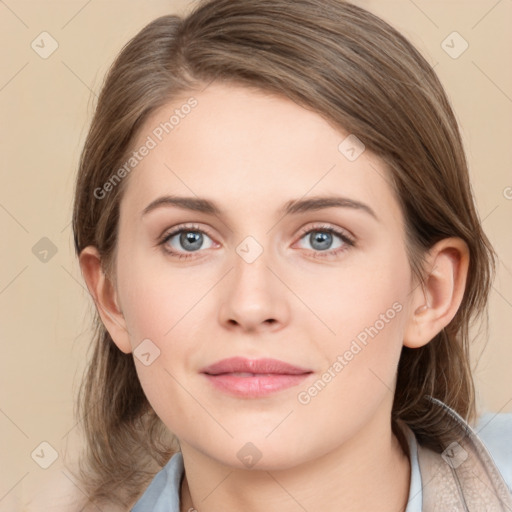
left=206, top=437, right=313, bottom=472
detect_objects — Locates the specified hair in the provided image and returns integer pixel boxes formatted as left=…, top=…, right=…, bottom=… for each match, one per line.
left=71, top=0, right=496, bottom=508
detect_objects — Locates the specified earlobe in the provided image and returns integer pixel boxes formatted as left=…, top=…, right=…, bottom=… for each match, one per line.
left=78, top=246, right=133, bottom=354
left=403, top=238, right=469, bottom=349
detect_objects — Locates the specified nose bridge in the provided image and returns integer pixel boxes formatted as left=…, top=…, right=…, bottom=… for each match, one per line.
left=218, top=232, right=288, bottom=329
left=231, top=233, right=273, bottom=293
left=235, top=234, right=267, bottom=267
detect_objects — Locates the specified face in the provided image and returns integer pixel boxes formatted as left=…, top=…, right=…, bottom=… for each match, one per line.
left=113, top=82, right=415, bottom=470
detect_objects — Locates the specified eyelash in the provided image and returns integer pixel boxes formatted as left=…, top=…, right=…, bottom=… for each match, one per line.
left=157, top=223, right=355, bottom=260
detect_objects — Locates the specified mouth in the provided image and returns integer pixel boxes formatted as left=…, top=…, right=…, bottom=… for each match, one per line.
left=200, top=357, right=313, bottom=398
left=215, top=372, right=277, bottom=377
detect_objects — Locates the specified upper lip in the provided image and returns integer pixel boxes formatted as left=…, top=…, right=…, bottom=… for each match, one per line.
left=200, top=357, right=312, bottom=375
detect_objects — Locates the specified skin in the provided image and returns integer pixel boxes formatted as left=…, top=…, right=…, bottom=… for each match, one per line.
left=80, top=82, right=469, bottom=512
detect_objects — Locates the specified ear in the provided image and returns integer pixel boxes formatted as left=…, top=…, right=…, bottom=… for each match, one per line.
left=403, top=237, right=469, bottom=349
left=79, top=246, right=132, bottom=354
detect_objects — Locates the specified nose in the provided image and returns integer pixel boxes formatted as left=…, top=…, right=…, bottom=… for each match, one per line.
left=218, top=243, right=290, bottom=333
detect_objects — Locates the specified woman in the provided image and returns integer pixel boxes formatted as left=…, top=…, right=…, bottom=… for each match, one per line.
left=70, top=0, right=512, bottom=510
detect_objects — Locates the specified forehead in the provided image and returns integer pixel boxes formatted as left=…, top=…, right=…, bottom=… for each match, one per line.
left=119, top=82, right=402, bottom=228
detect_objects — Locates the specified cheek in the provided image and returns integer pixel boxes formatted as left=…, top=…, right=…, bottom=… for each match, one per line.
left=293, top=268, right=409, bottom=447
left=306, top=245, right=411, bottom=399
left=116, top=245, right=210, bottom=344
left=305, top=246, right=410, bottom=346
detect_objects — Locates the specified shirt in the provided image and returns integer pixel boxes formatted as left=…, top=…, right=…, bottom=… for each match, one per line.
left=131, top=411, right=512, bottom=511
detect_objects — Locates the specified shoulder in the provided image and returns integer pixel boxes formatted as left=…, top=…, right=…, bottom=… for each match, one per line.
left=474, top=411, right=512, bottom=491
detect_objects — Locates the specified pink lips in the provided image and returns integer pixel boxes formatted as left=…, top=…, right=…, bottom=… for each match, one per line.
left=200, top=357, right=313, bottom=398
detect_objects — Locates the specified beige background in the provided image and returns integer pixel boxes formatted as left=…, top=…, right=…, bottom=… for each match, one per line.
left=1, top=0, right=511, bottom=510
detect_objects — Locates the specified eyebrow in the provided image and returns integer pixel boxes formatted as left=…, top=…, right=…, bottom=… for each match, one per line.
left=141, top=194, right=378, bottom=221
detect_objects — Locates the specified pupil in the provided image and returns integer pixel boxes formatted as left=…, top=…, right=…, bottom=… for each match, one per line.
left=311, top=231, right=331, bottom=251
left=181, top=231, right=202, bottom=251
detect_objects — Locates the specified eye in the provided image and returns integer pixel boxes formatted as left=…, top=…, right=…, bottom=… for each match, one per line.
left=158, top=224, right=216, bottom=260
left=295, top=224, right=355, bottom=258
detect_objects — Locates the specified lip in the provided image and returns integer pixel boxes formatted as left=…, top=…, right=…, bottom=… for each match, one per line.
left=200, top=357, right=313, bottom=398
left=200, top=357, right=311, bottom=375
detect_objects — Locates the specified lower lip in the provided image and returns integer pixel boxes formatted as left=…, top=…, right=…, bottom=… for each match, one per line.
left=202, top=373, right=311, bottom=398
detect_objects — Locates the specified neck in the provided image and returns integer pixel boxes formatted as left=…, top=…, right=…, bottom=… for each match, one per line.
left=179, top=418, right=411, bottom=512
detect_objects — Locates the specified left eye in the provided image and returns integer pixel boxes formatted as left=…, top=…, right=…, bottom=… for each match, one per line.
left=161, top=228, right=215, bottom=256
left=297, top=229, right=345, bottom=252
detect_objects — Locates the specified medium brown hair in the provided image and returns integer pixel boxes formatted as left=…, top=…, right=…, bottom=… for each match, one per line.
left=71, top=0, right=495, bottom=508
